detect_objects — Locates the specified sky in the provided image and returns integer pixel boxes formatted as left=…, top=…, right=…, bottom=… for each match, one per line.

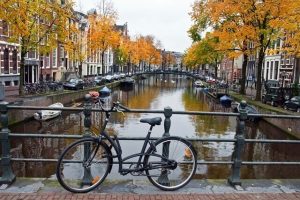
left=75, top=0, right=195, bottom=53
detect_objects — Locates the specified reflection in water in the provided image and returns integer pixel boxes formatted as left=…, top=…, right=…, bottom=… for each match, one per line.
left=8, top=74, right=300, bottom=179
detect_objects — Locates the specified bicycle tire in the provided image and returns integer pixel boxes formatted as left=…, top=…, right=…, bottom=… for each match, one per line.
left=56, top=138, right=112, bottom=193
left=144, top=136, right=197, bottom=191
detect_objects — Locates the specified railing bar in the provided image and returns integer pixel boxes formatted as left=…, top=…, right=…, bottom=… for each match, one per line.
left=8, top=158, right=300, bottom=165
left=6, top=105, right=300, bottom=119
left=242, top=161, right=300, bottom=165
left=9, top=134, right=300, bottom=143
left=245, top=139, right=300, bottom=144
left=8, top=158, right=233, bottom=165
left=9, top=133, right=83, bottom=139
left=8, top=133, right=237, bottom=142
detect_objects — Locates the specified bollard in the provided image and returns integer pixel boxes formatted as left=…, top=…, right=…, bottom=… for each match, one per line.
left=0, top=101, right=16, bottom=185
left=228, top=100, right=247, bottom=187
left=82, top=94, right=93, bottom=185
left=158, top=106, right=173, bottom=186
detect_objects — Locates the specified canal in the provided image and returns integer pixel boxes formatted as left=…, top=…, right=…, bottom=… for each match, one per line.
left=8, top=74, right=300, bottom=180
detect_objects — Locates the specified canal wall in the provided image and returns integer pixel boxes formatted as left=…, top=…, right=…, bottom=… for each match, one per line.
left=229, top=91, right=300, bottom=139
left=7, top=81, right=120, bottom=126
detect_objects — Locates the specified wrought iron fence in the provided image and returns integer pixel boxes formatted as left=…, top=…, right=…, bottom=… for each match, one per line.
left=1, top=95, right=300, bottom=187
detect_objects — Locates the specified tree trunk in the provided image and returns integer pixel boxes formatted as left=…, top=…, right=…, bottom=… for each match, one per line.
left=240, top=53, right=248, bottom=95
left=255, top=44, right=265, bottom=101
left=79, top=62, right=83, bottom=78
left=294, top=57, right=300, bottom=84
left=214, top=60, right=218, bottom=79
left=19, top=52, right=26, bottom=96
left=101, top=51, right=105, bottom=75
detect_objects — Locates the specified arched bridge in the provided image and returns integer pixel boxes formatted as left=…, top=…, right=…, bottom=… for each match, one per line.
left=133, top=70, right=199, bottom=79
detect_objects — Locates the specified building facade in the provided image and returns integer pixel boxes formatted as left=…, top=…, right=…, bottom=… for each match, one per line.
left=0, top=20, right=20, bottom=86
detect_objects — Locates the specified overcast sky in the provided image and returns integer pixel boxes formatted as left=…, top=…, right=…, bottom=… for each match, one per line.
left=75, top=0, right=195, bottom=53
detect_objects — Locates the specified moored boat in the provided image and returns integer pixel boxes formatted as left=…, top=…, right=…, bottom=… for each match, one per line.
left=233, top=103, right=260, bottom=122
left=194, top=80, right=205, bottom=88
left=220, top=95, right=232, bottom=108
left=33, top=102, right=63, bottom=121
left=120, top=77, right=135, bottom=87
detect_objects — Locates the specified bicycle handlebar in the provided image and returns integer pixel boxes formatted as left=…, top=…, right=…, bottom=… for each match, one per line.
left=99, top=100, right=131, bottom=112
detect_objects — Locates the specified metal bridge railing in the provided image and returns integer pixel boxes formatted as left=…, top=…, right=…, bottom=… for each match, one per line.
left=1, top=95, right=300, bottom=187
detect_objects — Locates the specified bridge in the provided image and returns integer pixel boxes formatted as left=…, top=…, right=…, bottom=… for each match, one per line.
left=0, top=94, right=300, bottom=199
left=134, top=69, right=200, bottom=79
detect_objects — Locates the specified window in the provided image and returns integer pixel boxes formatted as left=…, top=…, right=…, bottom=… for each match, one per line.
left=270, top=61, right=273, bottom=79
left=45, top=53, right=50, bottom=67
left=40, top=55, right=44, bottom=68
left=266, top=61, right=269, bottom=80
left=276, top=38, right=281, bottom=49
left=274, top=61, right=279, bottom=80
left=52, top=48, right=57, bottom=67
left=4, top=48, right=9, bottom=74
left=2, top=20, right=9, bottom=36
left=12, top=49, right=18, bottom=73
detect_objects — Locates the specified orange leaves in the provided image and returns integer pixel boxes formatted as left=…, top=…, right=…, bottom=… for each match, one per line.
left=118, top=35, right=161, bottom=67
left=1, top=0, right=73, bottom=52
left=88, top=15, right=120, bottom=53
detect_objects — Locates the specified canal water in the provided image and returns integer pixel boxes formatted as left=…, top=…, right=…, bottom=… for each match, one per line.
left=7, top=74, right=300, bottom=180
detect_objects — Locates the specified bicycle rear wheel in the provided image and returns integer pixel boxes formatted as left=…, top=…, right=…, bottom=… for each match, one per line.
left=144, top=136, right=197, bottom=191
left=56, top=138, right=111, bottom=193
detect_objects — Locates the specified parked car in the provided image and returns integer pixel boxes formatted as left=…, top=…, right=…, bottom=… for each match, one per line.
left=94, top=76, right=103, bottom=85
left=120, top=73, right=126, bottom=79
left=262, top=87, right=292, bottom=107
left=63, top=78, right=84, bottom=90
left=283, top=96, right=300, bottom=112
left=113, top=73, right=120, bottom=80
left=104, top=75, right=113, bottom=82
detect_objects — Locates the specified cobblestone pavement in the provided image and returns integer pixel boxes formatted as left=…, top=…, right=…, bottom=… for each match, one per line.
left=1, top=193, right=300, bottom=200
left=1, top=179, right=300, bottom=200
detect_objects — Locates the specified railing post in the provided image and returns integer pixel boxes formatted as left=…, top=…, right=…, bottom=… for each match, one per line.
left=0, top=101, right=16, bottom=185
left=158, top=106, right=173, bottom=185
left=83, top=94, right=92, bottom=135
left=163, top=106, right=172, bottom=137
left=228, top=100, right=247, bottom=187
left=82, top=94, right=93, bottom=185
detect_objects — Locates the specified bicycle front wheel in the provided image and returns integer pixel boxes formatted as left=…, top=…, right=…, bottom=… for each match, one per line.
left=144, top=136, right=197, bottom=191
left=56, top=138, right=111, bottom=193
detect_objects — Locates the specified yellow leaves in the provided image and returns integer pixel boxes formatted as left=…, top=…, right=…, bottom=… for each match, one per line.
left=1, top=0, right=73, bottom=53
left=88, top=15, right=120, bottom=53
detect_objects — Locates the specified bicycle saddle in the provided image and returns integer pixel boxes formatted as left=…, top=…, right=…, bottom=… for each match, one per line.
left=140, top=117, right=162, bottom=126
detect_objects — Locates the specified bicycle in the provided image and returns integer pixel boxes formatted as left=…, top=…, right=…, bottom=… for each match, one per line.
left=56, top=101, right=197, bottom=193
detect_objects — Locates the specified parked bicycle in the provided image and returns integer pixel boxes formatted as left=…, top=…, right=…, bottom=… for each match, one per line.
left=56, top=101, right=197, bottom=193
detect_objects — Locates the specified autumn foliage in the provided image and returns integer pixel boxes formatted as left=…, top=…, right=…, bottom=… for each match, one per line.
left=187, top=0, right=300, bottom=100
left=0, top=0, right=74, bottom=94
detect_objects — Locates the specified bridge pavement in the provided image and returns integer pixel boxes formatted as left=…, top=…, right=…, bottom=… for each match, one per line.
left=1, top=178, right=300, bottom=199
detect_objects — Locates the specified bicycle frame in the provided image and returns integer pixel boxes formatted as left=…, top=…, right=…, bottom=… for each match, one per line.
left=98, top=109, right=155, bottom=175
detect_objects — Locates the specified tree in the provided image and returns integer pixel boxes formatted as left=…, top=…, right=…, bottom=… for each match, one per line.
left=184, top=34, right=224, bottom=78
left=0, top=0, right=74, bottom=95
left=64, top=14, right=86, bottom=78
left=189, top=0, right=300, bottom=100
left=88, top=2, right=120, bottom=74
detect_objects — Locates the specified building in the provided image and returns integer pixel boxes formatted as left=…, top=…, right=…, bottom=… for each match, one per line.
left=263, top=38, right=295, bottom=87
left=0, top=20, right=20, bottom=86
